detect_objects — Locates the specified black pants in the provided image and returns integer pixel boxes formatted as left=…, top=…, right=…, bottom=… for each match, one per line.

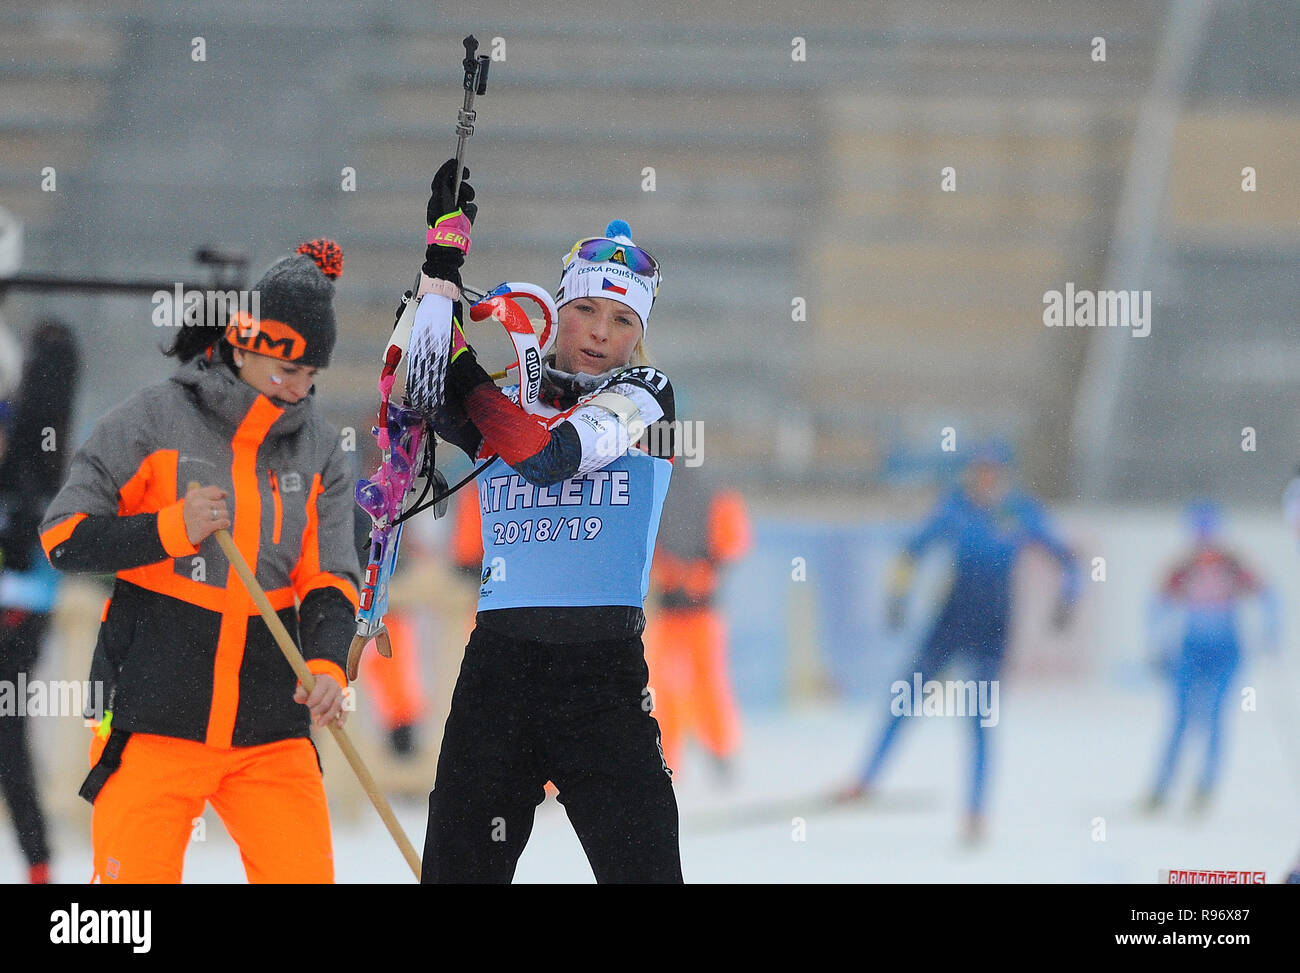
left=423, top=624, right=683, bottom=883
left=0, top=611, right=51, bottom=867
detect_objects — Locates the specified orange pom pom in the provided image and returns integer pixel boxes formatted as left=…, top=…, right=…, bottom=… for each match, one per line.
left=296, top=238, right=343, bottom=279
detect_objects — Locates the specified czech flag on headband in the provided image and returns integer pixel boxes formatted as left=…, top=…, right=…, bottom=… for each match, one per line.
left=601, top=277, right=628, bottom=296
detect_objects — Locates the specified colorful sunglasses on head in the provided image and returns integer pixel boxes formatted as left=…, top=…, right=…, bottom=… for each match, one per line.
left=567, top=237, right=660, bottom=277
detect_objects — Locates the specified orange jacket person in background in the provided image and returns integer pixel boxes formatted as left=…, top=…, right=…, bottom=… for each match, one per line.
left=643, top=464, right=752, bottom=777
left=39, top=240, right=360, bottom=884
left=358, top=606, right=427, bottom=756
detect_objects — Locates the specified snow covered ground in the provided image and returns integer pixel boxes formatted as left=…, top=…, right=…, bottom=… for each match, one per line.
left=6, top=676, right=1296, bottom=883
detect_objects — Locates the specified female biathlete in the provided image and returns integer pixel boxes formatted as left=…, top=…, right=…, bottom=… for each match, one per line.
left=39, top=240, right=361, bottom=883
left=413, top=161, right=682, bottom=883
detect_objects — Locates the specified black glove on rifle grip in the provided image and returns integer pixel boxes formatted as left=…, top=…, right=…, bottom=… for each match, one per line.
left=422, top=158, right=477, bottom=284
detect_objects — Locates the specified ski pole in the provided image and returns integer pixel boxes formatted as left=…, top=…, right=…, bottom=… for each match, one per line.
left=189, top=482, right=423, bottom=881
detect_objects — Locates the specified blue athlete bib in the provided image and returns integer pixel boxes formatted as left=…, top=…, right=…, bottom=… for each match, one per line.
left=476, top=451, right=672, bottom=610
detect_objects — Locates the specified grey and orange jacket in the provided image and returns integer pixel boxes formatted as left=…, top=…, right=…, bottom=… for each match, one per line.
left=39, top=355, right=361, bottom=748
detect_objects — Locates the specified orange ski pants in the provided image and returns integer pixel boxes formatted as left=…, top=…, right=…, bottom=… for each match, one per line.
left=359, top=612, right=427, bottom=730
left=642, top=608, right=741, bottom=772
left=89, top=731, right=333, bottom=884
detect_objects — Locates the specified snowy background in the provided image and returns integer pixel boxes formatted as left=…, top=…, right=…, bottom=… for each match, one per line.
left=4, top=507, right=1298, bottom=883
left=1, top=0, right=1297, bottom=883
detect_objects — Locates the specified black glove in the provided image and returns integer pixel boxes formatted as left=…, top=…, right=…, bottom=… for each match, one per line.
left=435, top=320, right=496, bottom=461
left=422, top=158, right=477, bottom=285
left=444, top=318, right=494, bottom=403
left=430, top=393, right=483, bottom=462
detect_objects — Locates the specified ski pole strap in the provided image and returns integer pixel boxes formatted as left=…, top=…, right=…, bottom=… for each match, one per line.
left=78, top=728, right=132, bottom=805
left=427, top=211, right=472, bottom=253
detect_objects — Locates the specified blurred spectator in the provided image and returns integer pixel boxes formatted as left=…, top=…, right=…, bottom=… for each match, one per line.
left=0, top=320, right=80, bottom=883
left=643, top=466, right=752, bottom=779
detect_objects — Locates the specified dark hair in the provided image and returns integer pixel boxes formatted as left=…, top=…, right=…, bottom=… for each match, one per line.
left=163, top=316, right=235, bottom=366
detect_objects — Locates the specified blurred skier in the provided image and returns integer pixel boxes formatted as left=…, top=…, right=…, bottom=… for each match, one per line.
left=1142, top=501, right=1277, bottom=814
left=643, top=467, right=752, bottom=779
left=838, top=441, right=1079, bottom=844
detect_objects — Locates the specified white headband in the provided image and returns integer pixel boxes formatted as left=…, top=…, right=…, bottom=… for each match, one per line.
left=555, top=229, right=659, bottom=334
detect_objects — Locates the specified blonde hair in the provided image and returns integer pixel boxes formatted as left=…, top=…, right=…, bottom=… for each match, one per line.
left=630, top=338, right=653, bottom=367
